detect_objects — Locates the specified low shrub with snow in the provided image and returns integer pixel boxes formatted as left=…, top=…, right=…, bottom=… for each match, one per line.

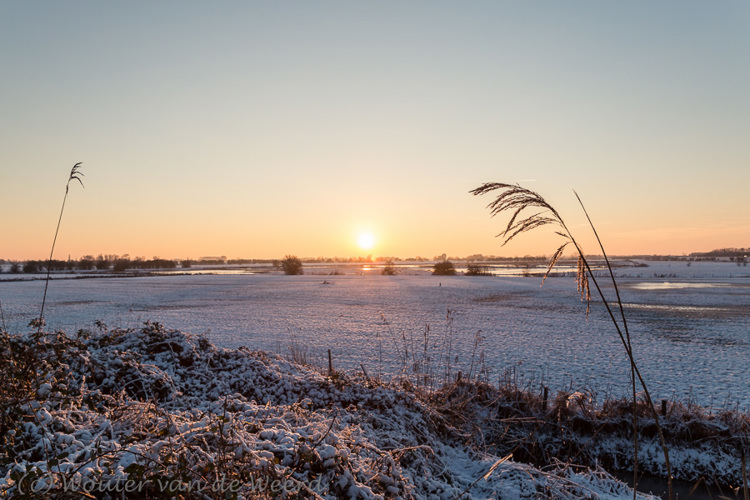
left=430, top=379, right=750, bottom=492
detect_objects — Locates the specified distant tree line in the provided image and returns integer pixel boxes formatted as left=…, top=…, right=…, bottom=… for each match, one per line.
left=227, top=258, right=276, bottom=265
left=196, top=258, right=226, bottom=265
left=1, top=255, right=180, bottom=274
left=112, top=258, right=178, bottom=272
left=7, top=248, right=746, bottom=276
left=691, top=248, right=749, bottom=259
left=1, top=254, right=577, bottom=272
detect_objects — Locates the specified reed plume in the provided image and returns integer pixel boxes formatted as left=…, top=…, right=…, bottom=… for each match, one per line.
left=471, top=181, right=672, bottom=500
left=37, top=162, right=84, bottom=333
left=471, top=182, right=591, bottom=314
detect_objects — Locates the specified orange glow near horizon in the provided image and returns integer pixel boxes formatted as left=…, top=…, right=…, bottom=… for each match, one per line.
left=0, top=4, right=748, bottom=261
left=3, top=209, right=749, bottom=262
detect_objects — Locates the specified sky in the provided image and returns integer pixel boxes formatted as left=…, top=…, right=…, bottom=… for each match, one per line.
left=1, top=1, right=748, bottom=261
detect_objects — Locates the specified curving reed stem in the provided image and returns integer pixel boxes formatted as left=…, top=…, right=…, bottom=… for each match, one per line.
left=37, top=163, right=84, bottom=334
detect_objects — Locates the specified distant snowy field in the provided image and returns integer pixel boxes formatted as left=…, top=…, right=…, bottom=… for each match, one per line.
left=2, top=260, right=749, bottom=409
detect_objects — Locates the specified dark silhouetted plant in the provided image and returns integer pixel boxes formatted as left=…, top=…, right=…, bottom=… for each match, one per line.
left=465, top=263, right=491, bottom=276
left=432, top=260, right=456, bottom=276
left=113, top=258, right=131, bottom=273
left=95, top=256, right=111, bottom=270
left=281, top=255, right=303, bottom=275
left=77, top=258, right=94, bottom=271
left=23, top=261, right=40, bottom=274
left=38, top=163, right=84, bottom=333
left=381, top=259, right=397, bottom=275
left=471, top=182, right=672, bottom=500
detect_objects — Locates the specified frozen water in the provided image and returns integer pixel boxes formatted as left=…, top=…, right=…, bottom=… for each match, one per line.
left=1, top=260, right=749, bottom=408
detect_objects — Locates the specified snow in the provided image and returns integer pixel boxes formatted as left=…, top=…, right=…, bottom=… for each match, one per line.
left=1, top=260, right=748, bottom=409
left=0, top=325, right=661, bottom=499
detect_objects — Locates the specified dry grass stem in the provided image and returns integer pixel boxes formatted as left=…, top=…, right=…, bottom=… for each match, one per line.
left=38, top=162, right=84, bottom=332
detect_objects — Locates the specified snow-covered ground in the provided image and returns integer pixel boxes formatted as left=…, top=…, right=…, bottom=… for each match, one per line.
left=1, top=260, right=749, bottom=408
left=1, top=325, right=662, bottom=499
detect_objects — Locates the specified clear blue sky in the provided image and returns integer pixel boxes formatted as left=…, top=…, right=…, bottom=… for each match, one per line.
left=2, top=1, right=748, bottom=260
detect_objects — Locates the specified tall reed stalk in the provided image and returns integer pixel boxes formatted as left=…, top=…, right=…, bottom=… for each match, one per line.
left=471, top=182, right=672, bottom=500
left=37, top=163, right=84, bottom=334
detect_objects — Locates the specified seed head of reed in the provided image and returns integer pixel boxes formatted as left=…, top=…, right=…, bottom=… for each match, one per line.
left=470, top=182, right=590, bottom=313
left=67, top=162, right=85, bottom=191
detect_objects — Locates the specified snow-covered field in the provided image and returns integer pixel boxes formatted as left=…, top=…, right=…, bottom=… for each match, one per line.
left=2, top=260, right=749, bottom=408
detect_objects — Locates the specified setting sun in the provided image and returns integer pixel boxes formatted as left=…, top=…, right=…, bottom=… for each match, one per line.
left=357, top=232, right=376, bottom=251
